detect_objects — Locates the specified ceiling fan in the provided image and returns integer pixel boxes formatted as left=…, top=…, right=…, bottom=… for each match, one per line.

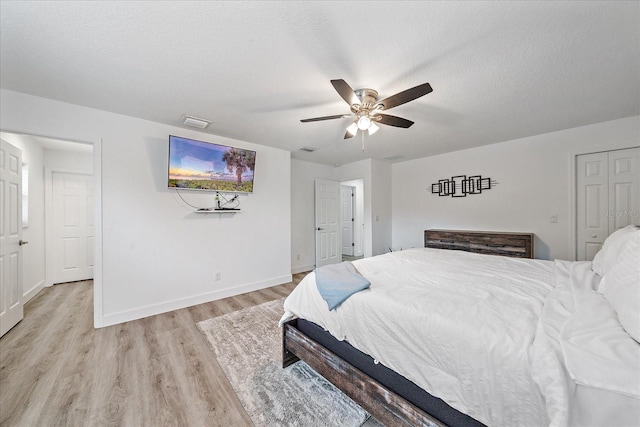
left=301, top=79, right=433, bottom=139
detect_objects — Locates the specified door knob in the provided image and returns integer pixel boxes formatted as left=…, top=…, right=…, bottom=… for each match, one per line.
left=591, top=234, right=597, bottom=238
left=19, top=240, right=29, bottom=246
left=316, top=227, right=324, bottom=231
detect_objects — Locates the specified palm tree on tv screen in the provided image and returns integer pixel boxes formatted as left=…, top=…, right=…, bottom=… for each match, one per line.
left=222, top=148, right=255, bottom=185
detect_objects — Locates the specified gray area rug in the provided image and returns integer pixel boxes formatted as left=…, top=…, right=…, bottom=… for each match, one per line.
left=197, top=298, right=370, bottom=427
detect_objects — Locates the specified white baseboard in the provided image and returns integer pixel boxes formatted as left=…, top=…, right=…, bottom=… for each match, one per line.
left=291, top=264, right=314, bottom=275
left=23, top=280, right=46, bottom=303
left=97, top=274, right=293, bottom=328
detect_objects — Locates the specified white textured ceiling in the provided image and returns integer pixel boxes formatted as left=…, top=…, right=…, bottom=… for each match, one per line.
left=1, top=1, right=638, bottom=165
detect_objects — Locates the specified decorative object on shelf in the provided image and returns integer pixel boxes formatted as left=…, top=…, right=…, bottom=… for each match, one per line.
left=175, top=189, right=241, bottom=213
left=194, top=208, right=240, bottom=214
left=430, top=175, right=498, bottom=198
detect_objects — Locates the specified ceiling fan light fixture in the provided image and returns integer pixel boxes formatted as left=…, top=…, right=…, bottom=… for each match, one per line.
left=346, top=122, right=359, bottom=136
left=368, top=122, right=379, bottom=135
left=357, top=116, right=371, bottom=130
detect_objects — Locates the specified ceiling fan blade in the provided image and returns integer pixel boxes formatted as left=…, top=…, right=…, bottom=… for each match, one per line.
left=331, top=79, right=361, bottom=107
left=344, top=130, right=355, bottom=139
left=376, top=114, right=414, bottom=128
left=377, top=83, right=433, bottom=111
left=300, top=114, right=350, bottom=123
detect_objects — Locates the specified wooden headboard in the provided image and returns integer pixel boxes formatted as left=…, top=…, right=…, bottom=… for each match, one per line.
left=424, top=229, right=534, bottom=259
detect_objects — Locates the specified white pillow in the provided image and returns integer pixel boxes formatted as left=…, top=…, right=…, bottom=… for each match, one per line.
left=602, top=232, right=640, bottom=343
left=592, top=225, right=639, bottom=278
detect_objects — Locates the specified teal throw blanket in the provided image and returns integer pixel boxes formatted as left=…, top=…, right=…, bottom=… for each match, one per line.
left=315, top=261, right=371, bottom=310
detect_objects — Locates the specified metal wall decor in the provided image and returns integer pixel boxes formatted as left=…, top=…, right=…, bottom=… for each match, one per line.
left=430, top=175, right=497, bottom=197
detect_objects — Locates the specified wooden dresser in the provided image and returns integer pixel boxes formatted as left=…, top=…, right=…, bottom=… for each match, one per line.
left=424, top=229, right=534, bottom=259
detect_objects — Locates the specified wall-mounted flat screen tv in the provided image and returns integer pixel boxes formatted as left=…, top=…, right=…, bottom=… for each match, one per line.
left=168, top=135, right=256, bottom=193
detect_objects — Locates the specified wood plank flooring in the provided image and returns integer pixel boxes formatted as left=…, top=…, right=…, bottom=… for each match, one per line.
left=0, top=274, right=307, bottom=426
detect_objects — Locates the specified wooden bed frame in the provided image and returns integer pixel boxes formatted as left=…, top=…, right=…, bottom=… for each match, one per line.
left=424, top=229, right=534, bottom=258
left=282, top=230, right=535, bottom=426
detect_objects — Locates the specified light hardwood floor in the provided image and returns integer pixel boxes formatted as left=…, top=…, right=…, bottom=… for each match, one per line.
left=0, top=274, right=307, bottom=426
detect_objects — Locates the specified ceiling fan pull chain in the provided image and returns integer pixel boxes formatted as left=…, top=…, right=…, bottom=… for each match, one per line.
left=361, top=131, right=365, bottom=151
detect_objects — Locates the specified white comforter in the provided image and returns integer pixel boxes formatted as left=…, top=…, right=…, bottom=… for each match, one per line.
left=534, top=260, right=640, bottom=427
left=281, top=248, right=640, bottom=427
left=282, top=248, right=556, bottom=426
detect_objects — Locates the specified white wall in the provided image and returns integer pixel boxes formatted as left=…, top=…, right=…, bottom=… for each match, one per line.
left=370, top=159, right=392, bottom=256
left=1, top=89, right=292, bottom=327
left=44, top=149, right=93, bottom=171
left=0, top=133, right=45, bottom=301
left=391, top=115, right=640, bottom=260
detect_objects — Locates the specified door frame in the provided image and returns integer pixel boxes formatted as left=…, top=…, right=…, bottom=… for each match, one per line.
left=340, top=178, right=364, bottom=257
left=45, top=168, right=93, bottom=287
left=340, top=185, right=355, bottom=257
left=0, top=127, right=103, bottom=328
left=569, top=145, right=640, bottom=261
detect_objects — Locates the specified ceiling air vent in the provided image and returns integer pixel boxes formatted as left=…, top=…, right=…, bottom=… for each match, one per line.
left=182, top=115, right=211, bottom=129
left=384, top=155, right=404, bottom=161
left=299, top=147, right=317, bottom=153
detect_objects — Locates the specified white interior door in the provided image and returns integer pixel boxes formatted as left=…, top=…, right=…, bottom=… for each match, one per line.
left=315, top=179, right=340, bottom=268
left=608, top=147, right=640, bottom=231
left=51, top=172, right=94, bottom=284
left=0, top=140, right=24, bottom=337
left=576, top=152, right=608, bottom=261
left=341, top=186, right=354, bottom=256
left=576, top=147, right=640, bottom=261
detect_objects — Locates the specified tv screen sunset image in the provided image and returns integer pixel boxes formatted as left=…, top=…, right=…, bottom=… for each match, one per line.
left=168, top=136, right=256, bottom=193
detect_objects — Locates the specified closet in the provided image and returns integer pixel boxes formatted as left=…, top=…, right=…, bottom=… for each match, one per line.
left=576, top=147, right=640, bottom=260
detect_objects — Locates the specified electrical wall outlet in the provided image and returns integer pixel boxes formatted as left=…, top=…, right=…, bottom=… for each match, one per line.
left=215, top=272, right=221, bottom=281
left=550, top=214, right=558, bottom=223
left=296, top=254, right=300, bottom=261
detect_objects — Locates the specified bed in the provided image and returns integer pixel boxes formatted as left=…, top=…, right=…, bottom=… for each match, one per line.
left=280, top=228, right=640, bottom=426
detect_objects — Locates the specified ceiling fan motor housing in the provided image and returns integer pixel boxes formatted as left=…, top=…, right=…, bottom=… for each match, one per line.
left=353, top=89, right=384, bottom=124
left=354, top=88, right=379, bottom=108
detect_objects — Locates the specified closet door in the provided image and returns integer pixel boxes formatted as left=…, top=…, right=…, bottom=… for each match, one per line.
left=608, top=147, right=640, bottom=232
left=576, top=152, right=608, bottom=261
left=576, top=147, right=640, bottom=261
